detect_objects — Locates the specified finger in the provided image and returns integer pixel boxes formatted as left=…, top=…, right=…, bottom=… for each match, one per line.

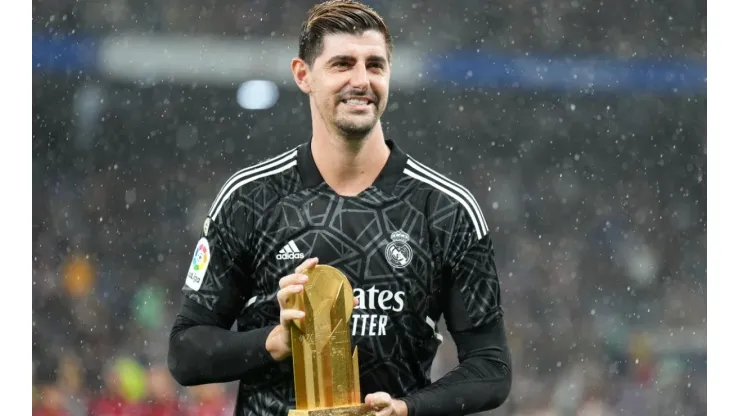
left=353, top=297, right=359, bottom=307
left=375, top=407, right=393, bottom=416
left=295, top=257, right=319, bottom=274
left=280, top=309, right=305, bottom=324
left=277, top=285, right=304, bottom=305
left=278, top=273, right=309, bottom=289
left=365, top=393, right=391, bottom=408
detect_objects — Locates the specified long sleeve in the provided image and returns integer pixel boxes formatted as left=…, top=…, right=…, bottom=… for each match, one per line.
left=167, top=182, right=272, bottom=386
left=400, top=318, right=512, bottom=416
left=168, top=298, right=275, bottom=386
left=403, top=199, right=512, bottom=415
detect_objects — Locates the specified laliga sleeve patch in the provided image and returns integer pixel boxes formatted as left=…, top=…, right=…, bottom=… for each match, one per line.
left=185, top=238, right=210, bottom=291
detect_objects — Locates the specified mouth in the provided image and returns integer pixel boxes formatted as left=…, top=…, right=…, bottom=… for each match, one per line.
left=340, top=97, right=375, bottom=109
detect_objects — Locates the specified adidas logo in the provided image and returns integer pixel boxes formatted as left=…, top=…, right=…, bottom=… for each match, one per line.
left=276, top=240, right=305, bottom=260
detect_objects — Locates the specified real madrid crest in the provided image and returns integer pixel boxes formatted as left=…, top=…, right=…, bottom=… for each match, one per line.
left=385, top=231, right=413, bottom=269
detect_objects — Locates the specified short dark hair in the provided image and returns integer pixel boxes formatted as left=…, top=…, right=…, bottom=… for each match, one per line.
left=298, top=0, right=393, bottom=67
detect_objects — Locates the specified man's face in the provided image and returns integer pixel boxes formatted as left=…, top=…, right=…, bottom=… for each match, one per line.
left=306, top=30, right=390, bottom=139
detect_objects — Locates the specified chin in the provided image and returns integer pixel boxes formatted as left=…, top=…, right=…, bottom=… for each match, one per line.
left=337, top=127, right=374, bottom=140
left=336, top=122, right=377, bottom=139
left=334, top=117, right=378, bottom=139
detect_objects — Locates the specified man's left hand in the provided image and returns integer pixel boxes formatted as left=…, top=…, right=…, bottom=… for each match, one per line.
left=364, top=392, right=408, bottom=416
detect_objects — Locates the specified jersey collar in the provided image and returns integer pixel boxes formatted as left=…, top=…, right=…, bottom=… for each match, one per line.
left=297, top=138, right=408, bottom=194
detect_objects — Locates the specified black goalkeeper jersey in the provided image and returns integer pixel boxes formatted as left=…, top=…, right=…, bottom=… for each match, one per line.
left=178, top=140, right=503, bottom=416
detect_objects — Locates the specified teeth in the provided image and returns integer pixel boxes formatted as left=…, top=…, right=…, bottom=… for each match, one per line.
left=345, top=99, right=368, bottom=105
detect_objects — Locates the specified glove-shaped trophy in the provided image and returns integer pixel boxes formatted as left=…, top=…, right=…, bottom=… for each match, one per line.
left=286, top=265, right=376, bottom=416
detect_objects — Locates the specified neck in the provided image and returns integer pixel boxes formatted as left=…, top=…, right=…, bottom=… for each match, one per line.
left=311, top=122, right=389, bottom=196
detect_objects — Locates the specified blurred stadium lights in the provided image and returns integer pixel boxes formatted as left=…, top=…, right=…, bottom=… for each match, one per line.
left=93, top=35, right=423, bottom=89
left=236, top=80, right=279, bottom=110
left=32, top=34, right=706, bottom=94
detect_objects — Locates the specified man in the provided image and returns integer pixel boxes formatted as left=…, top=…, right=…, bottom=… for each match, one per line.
left=167, top=1, right=512, bottom=415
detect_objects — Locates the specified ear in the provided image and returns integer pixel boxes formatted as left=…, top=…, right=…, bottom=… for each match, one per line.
left=291, top=57, right=312, bottom=94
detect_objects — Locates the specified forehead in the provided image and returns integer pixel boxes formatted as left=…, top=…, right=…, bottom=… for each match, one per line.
left=316, top=30, right=389, bottom=61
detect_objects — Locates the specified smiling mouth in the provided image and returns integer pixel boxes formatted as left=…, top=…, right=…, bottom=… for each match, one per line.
left=340, top=98, right=374, bottom=107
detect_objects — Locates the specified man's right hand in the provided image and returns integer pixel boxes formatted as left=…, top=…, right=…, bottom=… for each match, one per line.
left=265, top=257, right=359, bottom=361
left=265, top=257, right=318, bottom=361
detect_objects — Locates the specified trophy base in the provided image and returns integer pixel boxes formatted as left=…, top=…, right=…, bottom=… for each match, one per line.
left=288, top=404, right=376, bottom=416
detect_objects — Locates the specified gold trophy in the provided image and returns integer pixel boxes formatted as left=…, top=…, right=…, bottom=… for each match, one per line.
left=286, top=265, right=375, bottom=416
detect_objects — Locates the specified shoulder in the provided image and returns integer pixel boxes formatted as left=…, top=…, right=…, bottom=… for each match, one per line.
left=400, top=155, right=489, bottom=240
left=207, top=146, right=300, bottom=220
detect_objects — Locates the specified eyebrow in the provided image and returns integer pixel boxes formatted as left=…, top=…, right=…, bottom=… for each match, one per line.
left=326, top=55, right=389, bottom=66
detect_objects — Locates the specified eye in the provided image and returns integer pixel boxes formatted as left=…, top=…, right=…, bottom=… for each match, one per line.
left=368, top=62, right=385, bottom=72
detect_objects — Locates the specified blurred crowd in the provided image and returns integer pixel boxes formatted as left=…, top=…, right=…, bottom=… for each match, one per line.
left=33, top=0, right=705, bottom=59
left=32, top=0, right=706, bottom=415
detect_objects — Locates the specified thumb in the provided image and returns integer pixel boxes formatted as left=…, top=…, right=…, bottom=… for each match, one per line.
left=365, top=392, right=391, bottom=408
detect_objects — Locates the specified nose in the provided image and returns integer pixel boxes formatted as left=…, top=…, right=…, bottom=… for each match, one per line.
left=348, top=65, right=370, bottom=89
